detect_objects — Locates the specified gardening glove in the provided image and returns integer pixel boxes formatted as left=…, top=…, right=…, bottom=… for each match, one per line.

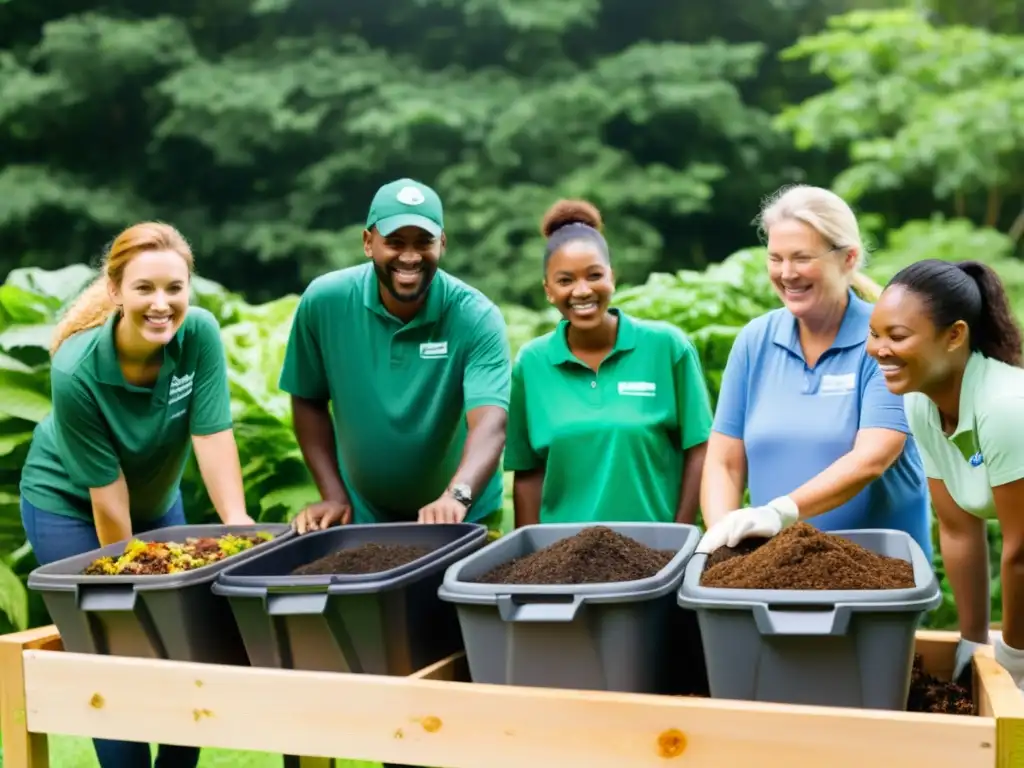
left=953, top=637, right=989, bottom=683
left=695, top=496, right=800, bottom=555
left=993, top=634, right=1024, bottom=693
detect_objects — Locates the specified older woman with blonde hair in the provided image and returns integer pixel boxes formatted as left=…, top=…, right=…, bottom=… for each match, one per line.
left=696, top=185, right=931, bottom=558
left=19, top=222, right=253, bottom=768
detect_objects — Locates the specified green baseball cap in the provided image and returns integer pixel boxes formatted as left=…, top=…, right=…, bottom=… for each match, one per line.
left=365, top=178, right=444, bottom=237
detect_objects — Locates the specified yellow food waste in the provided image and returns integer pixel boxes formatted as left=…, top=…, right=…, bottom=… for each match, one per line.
left=82, top=532, right=274, bottom=576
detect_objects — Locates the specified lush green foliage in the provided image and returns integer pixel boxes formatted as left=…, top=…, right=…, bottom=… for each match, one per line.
left=3, top=2, right=1024, bottom=639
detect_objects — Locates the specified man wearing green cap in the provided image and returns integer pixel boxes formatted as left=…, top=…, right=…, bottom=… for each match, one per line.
left=280, top=178, right=511, bottom=537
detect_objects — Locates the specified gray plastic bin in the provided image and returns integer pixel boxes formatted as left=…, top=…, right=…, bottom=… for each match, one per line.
left=436, top=522, right=705, bottom=695
left=26, top=524, right=293, bottom=665
left=676, top=528, right=943, bottom=710
left=211, top=522, right=489, bottom=675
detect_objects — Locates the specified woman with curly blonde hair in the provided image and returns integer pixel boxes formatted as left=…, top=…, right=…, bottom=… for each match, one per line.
left=20, top=222, right=253, bottom=768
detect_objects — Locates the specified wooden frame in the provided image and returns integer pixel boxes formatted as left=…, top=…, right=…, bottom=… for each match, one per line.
left=2, top=626, right=1023, bottom=767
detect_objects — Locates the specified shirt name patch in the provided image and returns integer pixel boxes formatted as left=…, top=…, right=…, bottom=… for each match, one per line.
left=618, top=381, right=656, bottom=397
left=819, top=372, right=856, bottom=396
left=419, top=341, right=448, bottom=359
left=168, top=372, right=195, bottom=406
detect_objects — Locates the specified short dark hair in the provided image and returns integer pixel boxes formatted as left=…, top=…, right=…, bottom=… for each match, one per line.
left=886, top=259, right=1023, bottom=367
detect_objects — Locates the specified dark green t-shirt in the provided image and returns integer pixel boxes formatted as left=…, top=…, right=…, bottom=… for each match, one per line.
left=504, top=310, right=713, bottom=524
left=20, top=307, right=233, bottom=522
left=278, top=264, right=511, bottom=524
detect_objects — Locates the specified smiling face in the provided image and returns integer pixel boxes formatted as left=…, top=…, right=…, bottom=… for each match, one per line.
left=867, top=284, right=970, bottom=395
left=766, top=218, right=854, bottom=320
left=544, top=240, right=614, bottom=330
left=109, top=249, right=191, bottom=350
left=364, top=224, right=444, bottom=305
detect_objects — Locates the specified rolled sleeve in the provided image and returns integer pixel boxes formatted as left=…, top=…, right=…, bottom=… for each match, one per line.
left=463, top=306, right=511, bottom=412
left=502, top=355, right=540, bottom=471
left=858, top=357, right=911, bottom=433
left=672, top=332, right=714, bottom=450
left=711, top=328, right=750, bottom=439
left=977, top=394, right=1024, bottom=487
left=188, top=311, right=234, bottom=436
left=279, top=292, right=330, bottom=401
left=51, top=370, right=121, bottom=489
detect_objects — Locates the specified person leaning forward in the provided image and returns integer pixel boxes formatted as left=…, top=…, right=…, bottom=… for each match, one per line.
left=282, top=178, right=511, bottom=534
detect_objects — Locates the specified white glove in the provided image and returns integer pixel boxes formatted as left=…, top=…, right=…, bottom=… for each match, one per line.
left=994, top=634, right=1024, bottom=692
left=696, top=496, right=800, bottom=555
left=953, top=637, right=989, bottom=681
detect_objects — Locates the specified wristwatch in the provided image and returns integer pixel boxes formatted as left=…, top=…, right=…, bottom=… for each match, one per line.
left=449, top=483, right=473, bottom=508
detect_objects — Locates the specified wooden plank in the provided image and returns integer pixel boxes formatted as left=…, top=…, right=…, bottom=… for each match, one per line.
left=0, top=629, right=54, bottom=768
left=22, top=649, right=995, bottom=768
left=407, top=652, right=468, bottom=682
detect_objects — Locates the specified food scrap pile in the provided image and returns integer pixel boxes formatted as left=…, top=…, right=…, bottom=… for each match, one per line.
left=83, top=532, right=274, bottom=576
left=699, top=522, right=915, bottom=590
left=906, top=655, right=974, bottom=715
left=475, top=525, right=676, bottom=585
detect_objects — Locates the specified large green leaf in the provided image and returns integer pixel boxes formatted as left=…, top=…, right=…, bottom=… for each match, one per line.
left=0, top=369, right=52, bottom=423
left=0, top=559, right=29, bottom=630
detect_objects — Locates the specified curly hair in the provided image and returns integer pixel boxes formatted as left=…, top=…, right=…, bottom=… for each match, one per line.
left=887, top=259, right=1023, bottom=367
left=540, top=199, right=604, bottom=237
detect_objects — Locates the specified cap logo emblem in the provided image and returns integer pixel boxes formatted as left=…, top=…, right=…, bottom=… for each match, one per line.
left=396, top=186, right=425, bottom=205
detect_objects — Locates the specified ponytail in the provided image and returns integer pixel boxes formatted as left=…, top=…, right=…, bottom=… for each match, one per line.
left=49, top=221, right=196, bottom=358
left=957, top=260, right=1023, bottom=366
left=885, top=258, right=1023, bottom=367
left=50, top=277, right=117, bottom=357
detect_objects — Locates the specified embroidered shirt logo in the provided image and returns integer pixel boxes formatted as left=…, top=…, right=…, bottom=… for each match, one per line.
left=618, top=381, right=656, bottom=397
left=169, top=372, right=194, bottom=406
left=397, top=186, right=426, bottom=205
left=969, top=451, right=984, bottom=467
left=419, top=341, right=448, bottom=359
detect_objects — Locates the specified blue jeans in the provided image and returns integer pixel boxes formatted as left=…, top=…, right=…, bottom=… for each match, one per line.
left=21, top=492, right=201, bottom=768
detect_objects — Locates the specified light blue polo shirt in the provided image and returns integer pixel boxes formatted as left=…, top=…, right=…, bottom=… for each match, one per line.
left=712, top=290, right=932, bottom=560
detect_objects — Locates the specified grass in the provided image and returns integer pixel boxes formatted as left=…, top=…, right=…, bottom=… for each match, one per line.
left=1, top=733, right=381, bottom=767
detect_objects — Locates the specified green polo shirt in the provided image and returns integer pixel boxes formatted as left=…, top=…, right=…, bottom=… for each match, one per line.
left=278, top=263, right=511, bottom=525
left=504, top=309, right=713, bottom=524
left=20, top=307, right=233, bottom=522
left=906, top=351, right=1024, bottom=520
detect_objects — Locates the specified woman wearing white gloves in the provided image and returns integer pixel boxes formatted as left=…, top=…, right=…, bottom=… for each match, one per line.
left=696, top=185, right=932, bottom=562
left=868, top=258, right=1024, bottom=690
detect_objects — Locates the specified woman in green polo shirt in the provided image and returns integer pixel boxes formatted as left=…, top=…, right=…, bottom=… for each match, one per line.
left=504, top=199, right=714, bottom=527
left=867, top=258, right=1024, bottom=691
left=19, top=221, right=253, bottom=768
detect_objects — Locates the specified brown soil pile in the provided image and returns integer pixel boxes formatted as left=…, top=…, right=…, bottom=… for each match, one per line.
left=699, top=522, right=915, bottom=590
left=475, top=525, right=675, bottom=585
left=906, top=655, right=974, bottom=715
left=292, top=543, right=432, bottom=576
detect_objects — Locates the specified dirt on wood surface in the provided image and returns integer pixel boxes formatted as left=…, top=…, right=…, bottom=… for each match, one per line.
left=906, top=654, right=974, bottom=715
left=292, top=543, right=432, bottom=575
left=699, top=522, right=915, bottom=590
left=474, top=525, right=676, bottom=585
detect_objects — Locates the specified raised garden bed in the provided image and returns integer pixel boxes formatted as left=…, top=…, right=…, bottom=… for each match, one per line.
left=0, top=625, right=1019, bottom=768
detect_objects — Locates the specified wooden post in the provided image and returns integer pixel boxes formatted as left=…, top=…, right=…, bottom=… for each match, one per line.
left=0, top=625, right=61, bottom=768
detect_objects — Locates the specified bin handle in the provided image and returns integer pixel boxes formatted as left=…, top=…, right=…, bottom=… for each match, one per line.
left=751, top=604, right=852, bottom=636
left=76, top=585, right=138, bottom=612
left=495, top=594, right=584, bottom=623
left=266, top=592, right=329, bottom=616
